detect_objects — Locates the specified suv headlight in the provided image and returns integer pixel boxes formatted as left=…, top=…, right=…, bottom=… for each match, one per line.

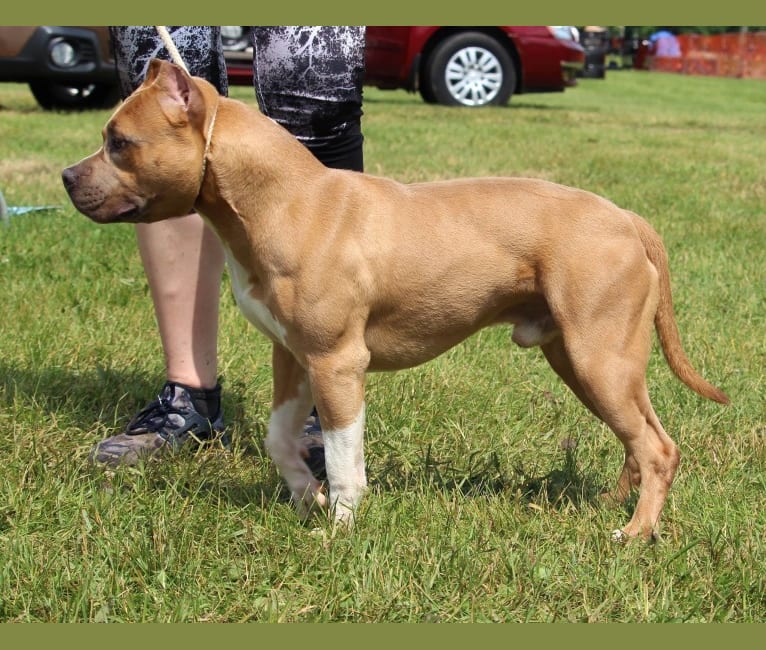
left=220, top=26, right=250, bottom=51
left=49, top=38, right=78, bottom=67
left=221, top=26, right=244, bottom=40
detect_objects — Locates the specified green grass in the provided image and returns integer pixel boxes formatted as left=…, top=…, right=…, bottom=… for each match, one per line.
left=0, top=71, right=764, bottom=622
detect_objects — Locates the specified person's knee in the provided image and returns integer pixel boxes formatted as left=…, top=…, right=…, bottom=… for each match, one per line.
left=305, top=124, right=364, bottom=172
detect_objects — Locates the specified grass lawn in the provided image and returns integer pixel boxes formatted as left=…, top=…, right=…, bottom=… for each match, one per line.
left=0, top=70, right=764, bottom=622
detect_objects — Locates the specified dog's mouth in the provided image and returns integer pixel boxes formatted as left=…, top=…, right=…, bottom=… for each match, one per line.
left=110, top=203, right=143, bottom=223
left=63, top=181, right=146, bottom=224
left=69, top=196, right=144, bottom=224
left=72, top=196, right=146, bottom=225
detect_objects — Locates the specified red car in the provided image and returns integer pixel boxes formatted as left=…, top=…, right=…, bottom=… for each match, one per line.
left=223, top=26, right=585, bottom=107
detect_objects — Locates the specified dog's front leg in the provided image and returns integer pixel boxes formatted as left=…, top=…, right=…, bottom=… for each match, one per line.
left=307, top=346, right=369, bottom=527
left=264, top=343, right=326, bottom=518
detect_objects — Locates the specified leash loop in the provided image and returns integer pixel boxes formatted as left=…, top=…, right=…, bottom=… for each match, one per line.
left=153, top=27, right=217, bottom=195
left=155, top=26, right=189, bottom=72
left=198, top=99, right=219, bottom=190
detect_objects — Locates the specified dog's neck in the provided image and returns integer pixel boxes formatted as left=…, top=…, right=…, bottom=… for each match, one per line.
left=195, top=98, right=329, bottom=216
left=193, top=98, right=332, bottom=281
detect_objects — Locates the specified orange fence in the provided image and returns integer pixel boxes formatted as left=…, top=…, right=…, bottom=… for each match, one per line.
left=648, top=32, right=766, bottom=79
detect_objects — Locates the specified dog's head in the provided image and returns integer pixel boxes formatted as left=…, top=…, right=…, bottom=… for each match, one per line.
left=62, top=59, right=215, bottom=224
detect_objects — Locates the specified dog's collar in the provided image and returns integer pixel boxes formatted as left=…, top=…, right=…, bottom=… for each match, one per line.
left=198, top=98, right=219, bottom=191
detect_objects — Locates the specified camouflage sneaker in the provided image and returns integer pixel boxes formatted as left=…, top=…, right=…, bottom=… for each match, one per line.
left=90, top=381, right=228, bottom=467
left=300, top=408, right=326, bottom=481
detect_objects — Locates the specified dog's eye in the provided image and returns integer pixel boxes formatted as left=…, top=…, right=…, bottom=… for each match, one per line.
left=110, top=136, right=128, bottom=153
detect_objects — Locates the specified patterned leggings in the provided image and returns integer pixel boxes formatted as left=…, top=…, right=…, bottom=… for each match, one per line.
left=109, top=26, right=365, bottom=171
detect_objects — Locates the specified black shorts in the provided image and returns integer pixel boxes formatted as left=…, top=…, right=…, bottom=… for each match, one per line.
left=109, top=26, right=364, bottom=170
left=109, top=26, right=229, bottom=98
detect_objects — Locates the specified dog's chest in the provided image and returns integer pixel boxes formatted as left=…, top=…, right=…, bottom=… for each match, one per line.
left=224, top=251, right=288, bottom=346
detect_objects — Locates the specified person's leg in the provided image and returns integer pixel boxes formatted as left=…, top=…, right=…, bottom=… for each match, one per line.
left=250, top=27, right=366, bottom=478
left=251, top=26, right=365, bottom=172
left=135, top=217, right=224, bottom=390
left=91, top=27, right=229, bottom=466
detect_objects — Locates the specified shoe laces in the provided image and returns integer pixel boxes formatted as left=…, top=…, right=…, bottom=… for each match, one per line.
left=127, top=385, right=189, bottom=435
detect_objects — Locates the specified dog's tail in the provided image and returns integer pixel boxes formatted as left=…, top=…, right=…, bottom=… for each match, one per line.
left=628, top=211, right=730, bottom=405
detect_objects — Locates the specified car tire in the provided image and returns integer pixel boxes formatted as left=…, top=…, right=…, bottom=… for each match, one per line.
left=29, top=81, right=120, bottom=111
left=423, top=32, right=515, bottom=107
left=418, top=82, right=438, bottom=104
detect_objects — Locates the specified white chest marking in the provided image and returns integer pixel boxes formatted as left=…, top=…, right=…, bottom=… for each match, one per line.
left=224, top=251, right=288, bottom=346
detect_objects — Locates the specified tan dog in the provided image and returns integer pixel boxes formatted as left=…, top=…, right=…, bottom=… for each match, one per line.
left=62, top=59, right=728, bottom=540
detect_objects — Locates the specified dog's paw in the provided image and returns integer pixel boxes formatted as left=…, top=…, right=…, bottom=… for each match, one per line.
left=328, top=499, right=358, bottom=532
left=292, top=483, right=327, bottom=520
left=611, top=527, right=659, bottom=544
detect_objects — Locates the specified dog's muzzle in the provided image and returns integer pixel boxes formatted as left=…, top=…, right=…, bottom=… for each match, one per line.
left=62, top=164, right=144, bottom=224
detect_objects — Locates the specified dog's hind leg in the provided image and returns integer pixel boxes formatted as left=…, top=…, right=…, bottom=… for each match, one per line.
left=541, top=338, right=641, bottom=505
left=566, top=351, right=677, bottom=539
left=546, top=245, right=679, bottom=539
left=542, top=337, right=602, bottom=419
left=264, top=344, right=326, bottom=518
left=573, top=352, right=678, bottom=541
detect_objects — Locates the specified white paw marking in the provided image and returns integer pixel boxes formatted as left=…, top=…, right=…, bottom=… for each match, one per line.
left=611, top=528, right=627, bottom=542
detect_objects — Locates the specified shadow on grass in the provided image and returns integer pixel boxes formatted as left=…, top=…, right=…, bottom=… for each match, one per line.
left=372, top=442, right=606, bottom=509
left=512, top=455, right=607, bottom=509
left=0, top=361, right=297, bottom=508
left=1, top=361, right=154, bottom=424
left=0, top=360, right=254, bottom=448
left=370, top=438, right=604, bottom=507
left=141, top=442, right=610, bottom=515
left=1, top=361, right=607, bottom=513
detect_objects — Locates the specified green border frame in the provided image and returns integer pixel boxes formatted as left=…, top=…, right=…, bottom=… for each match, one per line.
left=2, top=0, right=764, bottom=639
left=2, top=0, right=765, bottom=26
left=1, top=621, right=761, bottom=642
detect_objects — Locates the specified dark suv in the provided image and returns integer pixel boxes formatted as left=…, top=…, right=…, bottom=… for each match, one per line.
left=0, top=26, right=119, bottom=110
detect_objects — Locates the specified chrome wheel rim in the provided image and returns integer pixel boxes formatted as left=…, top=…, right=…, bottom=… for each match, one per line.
left=444, top=46, right=503, bottom=106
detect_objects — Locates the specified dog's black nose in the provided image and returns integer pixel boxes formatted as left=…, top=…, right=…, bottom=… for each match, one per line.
left=61, top=167, right=77, bottom=192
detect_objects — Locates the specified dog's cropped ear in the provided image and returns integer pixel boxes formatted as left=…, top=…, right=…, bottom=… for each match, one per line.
left=146, top=59, right=202, bottom=126
left=145, top=58, right=167, bottom=84
left=153, top=59, right=193, bottom=107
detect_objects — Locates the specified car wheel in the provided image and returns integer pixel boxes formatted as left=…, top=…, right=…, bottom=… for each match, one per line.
left=423, top=32, right=515, bottom=107
left=418, top=82, right=438, bottom=104
left=29, top=81, right=120, bottom=111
